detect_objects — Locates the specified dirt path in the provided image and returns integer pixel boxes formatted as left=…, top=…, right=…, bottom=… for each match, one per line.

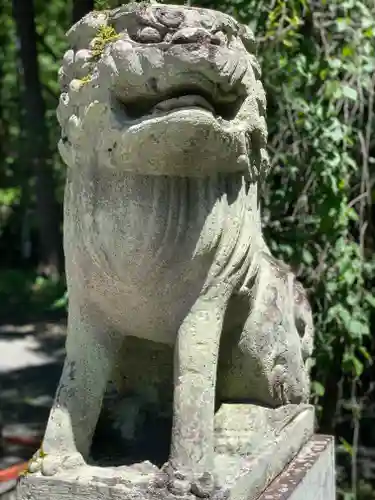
left=0, top=320, right=66, bottom=431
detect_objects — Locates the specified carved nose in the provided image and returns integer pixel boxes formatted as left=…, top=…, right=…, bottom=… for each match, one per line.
left=170, top=27, right=222, bottom=46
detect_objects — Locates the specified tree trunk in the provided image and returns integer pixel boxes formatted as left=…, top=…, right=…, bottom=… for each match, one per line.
left=12, top=0, right=62, bottom=278
left=0, top=7, right=4, bottom=165
left=73, top=0, right=94, bottom=23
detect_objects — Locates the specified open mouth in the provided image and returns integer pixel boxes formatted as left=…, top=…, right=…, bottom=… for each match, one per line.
left=118, top=87, right=244, bottom=121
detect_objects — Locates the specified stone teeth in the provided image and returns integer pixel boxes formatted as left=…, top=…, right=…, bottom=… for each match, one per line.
left=152, top=94, right=215, bottom=114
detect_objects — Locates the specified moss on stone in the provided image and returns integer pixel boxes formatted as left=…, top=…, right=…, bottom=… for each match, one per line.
left=78, top=74, right=93, bottom=85
left=92, top=25, right=120, bottom=59
left=76, top=24, right=120, bottom=86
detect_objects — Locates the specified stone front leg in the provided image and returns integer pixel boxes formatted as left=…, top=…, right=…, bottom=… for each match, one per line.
left=28, top=300, right=120, bottom=477
left=164, top=290, right=231, bottom=498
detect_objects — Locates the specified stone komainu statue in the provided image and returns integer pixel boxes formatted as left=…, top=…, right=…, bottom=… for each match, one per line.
left=26, top=3, right=314, bottom=498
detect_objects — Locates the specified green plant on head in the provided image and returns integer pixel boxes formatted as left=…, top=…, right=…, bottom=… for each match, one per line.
left=76, top=23, right=121, bottom=86
left=78, top=74, right=93, bottom=85
left=91, top=25, right=120, bottom=58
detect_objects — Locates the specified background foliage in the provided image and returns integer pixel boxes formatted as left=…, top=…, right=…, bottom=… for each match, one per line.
left=0, top=0, right=374, bottom=497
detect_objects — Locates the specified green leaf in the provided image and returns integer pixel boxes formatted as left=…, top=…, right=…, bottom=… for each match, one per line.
left=342, top=45, right=354, bottom=57
left=363, top=26, right=375, bottom=37
left=302, top=249, right=313, bottom=265
left=359, top=346, right=373, bottom=364
left=0, top=188, right=21, bottom=206
left=311, top=381, right=325, bottom=397
left=336, top=306, right=351, bottom=327
left=348, top=320, right=370, bottom=337
left=352, top=357, right=364, bottom=377
left=365, top=293, right=375, bottom=308
left=328, top=58, right=342, bottom=69
left=339, top=437, right=353, bottom=456
left=343, top=352, right=364, bottom=377
left=336, top=17, right=350, bottom=32
left=51, top=291, right=68, bottom=311
left=282, top=39, right=293, bottom=48
left=341, top=85, right=358, bottom=101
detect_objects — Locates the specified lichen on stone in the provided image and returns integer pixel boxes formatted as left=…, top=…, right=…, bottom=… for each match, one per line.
left=91, top=25, right=120, bottom=58
left=77, top=24, right=120, bottom=85
left=78, top=74, right=93, bottom=85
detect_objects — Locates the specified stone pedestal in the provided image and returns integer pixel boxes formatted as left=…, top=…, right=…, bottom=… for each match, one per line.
left=17, top=435, right=335, bottom=500
left=259, top=435, right=335, bottom=500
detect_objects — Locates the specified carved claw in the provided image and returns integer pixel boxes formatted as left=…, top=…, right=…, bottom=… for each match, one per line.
left=270, top=365, right=289, bottom=405
left=27, top=448, right=85, bottom=476
left=191, top=472, right=215, bottom=498
left=271, top=362, right=309, bottom=405
left=158, top=462, right=215, bottom=498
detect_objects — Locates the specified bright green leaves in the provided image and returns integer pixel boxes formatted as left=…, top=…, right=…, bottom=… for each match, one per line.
left=0, top=187, right=21, bottom=207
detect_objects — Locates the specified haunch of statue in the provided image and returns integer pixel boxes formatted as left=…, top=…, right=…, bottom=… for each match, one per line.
left=21, top=3, right=315, bottom=500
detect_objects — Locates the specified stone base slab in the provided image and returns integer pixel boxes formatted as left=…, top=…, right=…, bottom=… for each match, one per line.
left=16, top=404, right=321, bottom=500
left=16, top=435, right=334, bottom=500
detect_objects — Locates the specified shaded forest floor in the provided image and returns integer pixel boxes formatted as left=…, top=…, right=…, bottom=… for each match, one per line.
left=0, top=269, right=68, bottom=439
left=0, top=318, right=66, bottom=433
left=0, top=308, right=66, bottom=498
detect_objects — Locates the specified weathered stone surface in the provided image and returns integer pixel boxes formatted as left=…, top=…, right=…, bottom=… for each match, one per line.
left=212, top=403, right=315, bottom=499
left=18, top=433, right=334, bottom=500
left=18, top=3, right=317, bottom=499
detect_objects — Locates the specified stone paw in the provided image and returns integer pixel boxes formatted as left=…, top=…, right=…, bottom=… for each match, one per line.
left=270, top=365, right=290, bottom=405
left=155, top=462, right=215, bottom=498
left=271, top=364, right=309, bottom=405
left=27, top=448, right=85, bottom=476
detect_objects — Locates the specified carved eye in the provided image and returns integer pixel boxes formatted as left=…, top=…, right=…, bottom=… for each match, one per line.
left=154, top=8, right=184, bottom=28
left=200, top=14, right=215, bottom=30
left=137, top=26, right=163, bottom=43
left=211, top=30, right=226, bottom=46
